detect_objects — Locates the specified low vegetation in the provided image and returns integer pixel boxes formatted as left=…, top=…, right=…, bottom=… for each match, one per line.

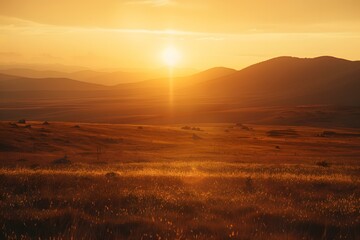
left=0, top=122, right=359, bottom=239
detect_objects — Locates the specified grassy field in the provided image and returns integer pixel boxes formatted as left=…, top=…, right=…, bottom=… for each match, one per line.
left=0, top=121, right=360, bottom=239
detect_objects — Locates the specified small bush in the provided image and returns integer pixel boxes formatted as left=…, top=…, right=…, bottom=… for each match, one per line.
left=18, top=119, right=26, bottom=124
left=52, top=155, right=71, bottom=164
left=316, top=161, right=330, bottom=167
left=245, top=177, right=254, bottom=193
left=236, top=123, right=252, bottom=131
left=105, top=172, right=119, bottom=178
left=317, top=131, right=337, bottom=137
left=9, top=122, right=18, bottom=128
left=192, top=134, right=202, bottom=140
left=30, top=164, right=40, bottom=169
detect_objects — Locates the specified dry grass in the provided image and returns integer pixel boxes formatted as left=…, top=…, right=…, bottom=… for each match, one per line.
left=0, top=121, right=360, bottom=239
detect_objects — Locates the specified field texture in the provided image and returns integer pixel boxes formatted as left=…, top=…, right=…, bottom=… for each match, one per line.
left=0, top=121, right=360, bottom=239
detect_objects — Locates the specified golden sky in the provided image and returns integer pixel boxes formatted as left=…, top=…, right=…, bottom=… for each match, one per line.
left=1, top=0, right=360, bottom=70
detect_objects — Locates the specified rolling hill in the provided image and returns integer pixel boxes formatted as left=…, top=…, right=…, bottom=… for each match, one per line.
left=0, top=67, right=198, bottom=86
left=0, top=68, right=67, bottom=79
left=0, top=68, right=146, bottom=86
left=1, top=56, right=360, bottom=102
left=0, top=73, right=107, bottom=91
left=1, top=56, right=360, bottom=126
left=118, top=67, right=237, bottom=92
left=184, top=56, right=360, bottom=105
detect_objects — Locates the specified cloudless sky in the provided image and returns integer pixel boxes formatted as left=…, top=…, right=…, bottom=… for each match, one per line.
left=1, top=0, right=360, bottom=70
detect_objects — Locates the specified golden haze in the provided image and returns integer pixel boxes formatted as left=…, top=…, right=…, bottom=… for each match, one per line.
left=0, top=0, right=360, bottom=70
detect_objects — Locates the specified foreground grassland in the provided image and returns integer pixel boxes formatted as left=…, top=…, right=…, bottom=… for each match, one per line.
left=0, top=122, right=360, bottom=239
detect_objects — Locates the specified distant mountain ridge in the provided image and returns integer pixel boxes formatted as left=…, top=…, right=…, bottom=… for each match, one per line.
left=120, top=66, right=237, bottom=90
left=1, top=56, right=359, bottom=106
left=184, top=56, right=360, bottom=105
left=1, top=56, right=360, bottom=126
left=0, top=68, right=147, bottom=86
left=0, top=73, right=107, bottom=91
left=0, top=67, right=198, bottom=86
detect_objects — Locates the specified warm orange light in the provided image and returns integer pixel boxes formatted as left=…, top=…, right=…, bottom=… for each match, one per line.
left=162, top=46, right=180, bottom=67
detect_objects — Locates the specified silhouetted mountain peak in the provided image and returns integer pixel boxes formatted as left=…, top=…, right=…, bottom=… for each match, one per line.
left=186, top=56, right=360, bottom=106
left=311, top=56, right=350, bottom=62
left=255, top=56, right=352, bottom=67
left=190, top=67, right=237, bottom=79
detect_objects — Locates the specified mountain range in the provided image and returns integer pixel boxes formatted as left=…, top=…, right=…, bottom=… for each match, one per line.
left=185, top=56, right=360, bottom=105
left=1, top=56, right=359, bottom=125
left=0, top=67, right=197, bottom=86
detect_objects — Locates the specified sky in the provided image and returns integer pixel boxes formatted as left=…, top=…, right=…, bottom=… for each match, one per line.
left=1, top=0, right=360, bottom=71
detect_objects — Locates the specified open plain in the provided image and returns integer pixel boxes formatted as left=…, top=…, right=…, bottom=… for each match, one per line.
left=1, top=121, right=359, bottom=239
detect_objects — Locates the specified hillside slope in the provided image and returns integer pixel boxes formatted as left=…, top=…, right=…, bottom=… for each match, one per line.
left=0, top=74, right=107, bottom=91
left=185, top=56, right=360, bottom=105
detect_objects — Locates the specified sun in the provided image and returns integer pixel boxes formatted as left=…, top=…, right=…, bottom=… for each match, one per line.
left=162, top=46, right=180, bottom=67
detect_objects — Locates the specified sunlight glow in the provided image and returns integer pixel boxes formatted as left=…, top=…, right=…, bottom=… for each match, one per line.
left=162, top=46, right=181, bottom=66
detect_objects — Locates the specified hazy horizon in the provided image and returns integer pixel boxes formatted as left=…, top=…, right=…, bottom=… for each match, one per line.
left=1, top=0, right=360, bottom=70
left=1, top=55, right=358, bottom=76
